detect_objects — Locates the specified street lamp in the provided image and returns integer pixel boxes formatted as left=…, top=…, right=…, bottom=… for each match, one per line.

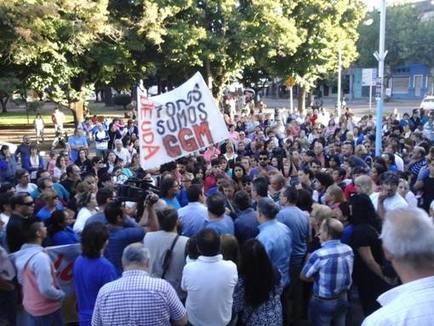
left=374, top=0, right=387, bottom=157
left=337, top=47, right=342, bottom=118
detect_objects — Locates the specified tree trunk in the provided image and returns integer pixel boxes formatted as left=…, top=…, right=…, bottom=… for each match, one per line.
left=205, top=60, right=213, bottom=93
left=104, top=87, right=113, bottom=106
left=297, top=87, right=306, bottom=113
left=0, top=96, right=8, bottom=113
left=69, top=100, right=85, bottom=127
left=307, top=92, right=312, bottom=108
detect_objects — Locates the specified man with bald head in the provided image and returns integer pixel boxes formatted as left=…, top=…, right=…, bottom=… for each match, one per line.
left=362, top=207, right=434, bottom=325
left=300, top=218, right=354, bottom=325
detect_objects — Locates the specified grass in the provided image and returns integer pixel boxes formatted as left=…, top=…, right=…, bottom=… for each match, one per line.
left=0, top=102, right=126, bottom=126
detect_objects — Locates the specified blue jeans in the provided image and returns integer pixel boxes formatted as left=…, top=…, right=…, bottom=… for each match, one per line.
left=308, top=293, right=348, bottom=326
left=28, top=309, right=64, bottom=326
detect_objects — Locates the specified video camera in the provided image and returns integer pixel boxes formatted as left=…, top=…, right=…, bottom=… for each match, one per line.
left=116, top=177, right=160, bottom=203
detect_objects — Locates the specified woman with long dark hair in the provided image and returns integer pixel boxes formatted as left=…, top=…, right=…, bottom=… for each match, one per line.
left=73, top=223, right=117, bottom=326
left=48, top=210, right=78, bottom=246
left=232, top=163, right=246, bottom=191
left=159, top=174, right=181, bottom=209
left=75, top=148, right=92, bottom=176
left=23, top=144, right=44, bottom=183
left=233, top=239, right=282, bottom=325
left=348, top=194, right=392, bottom=316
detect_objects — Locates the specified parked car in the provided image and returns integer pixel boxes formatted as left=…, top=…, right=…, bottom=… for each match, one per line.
left=420, top=96, right=434, bottom=110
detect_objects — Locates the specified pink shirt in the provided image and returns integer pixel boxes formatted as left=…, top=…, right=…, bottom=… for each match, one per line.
left=22, top=255, right=62, bottom=316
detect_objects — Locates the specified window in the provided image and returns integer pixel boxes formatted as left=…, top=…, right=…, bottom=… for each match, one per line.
left=392, top=77, right=410, bottom=94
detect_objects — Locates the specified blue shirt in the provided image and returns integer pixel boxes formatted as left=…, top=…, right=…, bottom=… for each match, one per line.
left=51, top=226, right=79, bottom=246
left=162, top=197, right=181, bottom=209
left=178, top=202, right=208, bottom=237
left=86, top=212, right=107, bottom=225
left=276, top=206, right=309, bottom=267
left=177, top=187, right=189, bottom=207
left=104, top=226, right=145, bottom=276
left=302, top=240, right=354, bottom=298
left=36, top=203, right=64, bottom=221
left=31, top=183, right=70, bottom=201
left=234, top=208, right=259, bottom=244
left=257, top=219, right=292, bottom=286
left=205, top=215, right=234, bottom=235
left=73, top=256, right=118, bottom=325
left=68, top=136, right=88, bottom=162
left=341, top=224, right=353, bottom=245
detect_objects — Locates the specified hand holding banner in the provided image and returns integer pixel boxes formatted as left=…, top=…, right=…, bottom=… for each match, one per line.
left=137, top=72, right=229, bottom=170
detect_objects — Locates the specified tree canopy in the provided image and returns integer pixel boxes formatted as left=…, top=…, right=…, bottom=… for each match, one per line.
left=0, top=0, right=366, bottom=117
left=357, top=4, right=434, bottom=68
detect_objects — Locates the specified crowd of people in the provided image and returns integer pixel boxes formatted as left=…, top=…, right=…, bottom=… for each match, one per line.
left=0, top=101, right=434, bottom=326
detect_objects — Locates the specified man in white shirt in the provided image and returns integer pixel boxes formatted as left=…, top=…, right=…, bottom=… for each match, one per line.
left=181, top=228, right=238, bottom=326
left=362, top=206, right=434, bottom=326
left=113, top=139, right=131, bottom=165
left=371, top=172, right=407, bottom=219
left=15, top=169, right=37, bottom=194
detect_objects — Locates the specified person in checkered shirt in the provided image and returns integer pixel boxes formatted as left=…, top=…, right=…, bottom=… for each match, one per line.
left=300, top=218, right=354, bottom=326
left=92, top=243, right=187, bottom=326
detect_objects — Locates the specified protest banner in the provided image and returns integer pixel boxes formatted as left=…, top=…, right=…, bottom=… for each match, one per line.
left=137, top=72, right=230, bottom=170
left=46, top=243, right=81, bottom=322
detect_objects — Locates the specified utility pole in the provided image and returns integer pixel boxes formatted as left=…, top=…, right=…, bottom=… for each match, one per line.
left=337, top=47, right=342, bottom=117
left=374, top=0, right=387, bottom=156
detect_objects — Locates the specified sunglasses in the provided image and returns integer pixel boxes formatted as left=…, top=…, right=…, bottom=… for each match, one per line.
left=22, top=201, right=34, bottom=206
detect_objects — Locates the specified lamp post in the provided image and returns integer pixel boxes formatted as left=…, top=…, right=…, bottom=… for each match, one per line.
left=337, top=47, right=342, bottom=117
left=374, top=0, right=387, bottom=157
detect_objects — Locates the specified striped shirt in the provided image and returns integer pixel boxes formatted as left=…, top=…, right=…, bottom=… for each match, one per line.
left=302, top=240, right=353, bottom=298
left=92, top=269, right=186, bottom=326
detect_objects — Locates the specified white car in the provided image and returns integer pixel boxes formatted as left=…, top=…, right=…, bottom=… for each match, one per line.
left=420, top=96, right=434, bottom=111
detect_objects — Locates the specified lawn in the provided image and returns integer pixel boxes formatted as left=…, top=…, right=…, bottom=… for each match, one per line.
left=0, top=102, right=126, bottom=126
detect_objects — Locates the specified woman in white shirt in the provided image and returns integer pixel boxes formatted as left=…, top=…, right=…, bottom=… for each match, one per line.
left=53, top=155, right=67, bottom=181
left=94, top=123, right=109, bottom=158
left=398, top=178, right=418, bottom=207
left=73, top=192, right=98, bottom=234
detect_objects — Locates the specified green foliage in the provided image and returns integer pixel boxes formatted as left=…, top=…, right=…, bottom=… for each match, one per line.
left=241, top=0, right=365, bottom=100
left=0, top=0, right=109, bottom=110
left=0, top=0, right=366, bottom=108
left=357, top=4, right=434, bottom=68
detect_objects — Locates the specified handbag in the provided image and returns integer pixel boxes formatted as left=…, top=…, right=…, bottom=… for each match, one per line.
left=161, top=235, right=179, bottom=279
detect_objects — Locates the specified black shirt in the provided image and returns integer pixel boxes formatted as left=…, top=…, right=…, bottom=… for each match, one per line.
left=6, top=213, right=31, bottom=253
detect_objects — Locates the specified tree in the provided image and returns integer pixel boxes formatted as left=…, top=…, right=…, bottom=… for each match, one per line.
left=357, top=4, right=434, bottom=68
left=0, top=0, right=110, bottom=123
left=246, top=0, right=365, bottom=111
left=0, top=76, right=20, bottom=113
left=152, top=0, right=301, bottom=98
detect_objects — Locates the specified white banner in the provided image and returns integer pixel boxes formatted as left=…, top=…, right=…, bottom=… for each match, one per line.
left=137, top=72, right=229, bottom=170
left=46, top=243, right=81, bottom=296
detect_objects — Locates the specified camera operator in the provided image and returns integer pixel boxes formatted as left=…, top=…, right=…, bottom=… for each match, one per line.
left=103, top=193, right=160, bottom=276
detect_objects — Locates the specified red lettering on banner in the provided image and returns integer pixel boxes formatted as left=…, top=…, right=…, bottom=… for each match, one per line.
left=163, top=135, right=181, bottom=157
left=193, top=121, right=214, bottom=147
left=139, top=95, right=160, bottom=160
left=53, top=254, right=63, bottom=270
left=163, top=122, right=213, bottom=158
left=52, top=254, right=73, bottom=282
left=179, top=128, right=199, bottom=152
left=60, top=263, right=73, bottom=281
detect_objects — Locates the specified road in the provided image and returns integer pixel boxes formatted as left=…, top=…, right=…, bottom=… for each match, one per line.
left=262, top=97, right=421, bottom=116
